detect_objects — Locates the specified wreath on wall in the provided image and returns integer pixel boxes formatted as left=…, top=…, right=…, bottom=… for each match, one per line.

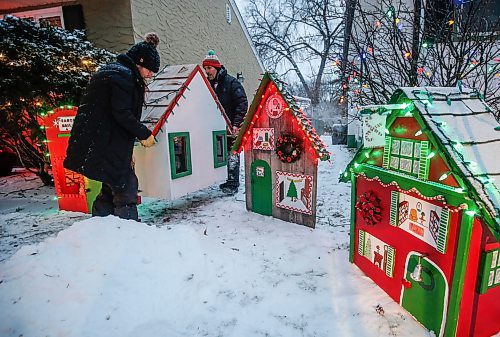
left=275, top=133, right=302, bottom=163
left=355, top=191, right=382, bottom=226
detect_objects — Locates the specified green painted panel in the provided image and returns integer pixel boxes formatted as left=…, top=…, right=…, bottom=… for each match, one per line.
left=358, top=230, right=365, bottom=256
left=85, top=178, right=102, bottom=213
left=212, top=130, right=227, bottom=168
left=251, top=160, right=272, bottom=216
left=390, top=191, right=399, bottom=226
left=402, top=254, right=447, bottom=336
left=478, top=248, right=500, bottom=294
left=383, top=136, right=391, bottom=169
left=347, top=135, right=357, bottom=148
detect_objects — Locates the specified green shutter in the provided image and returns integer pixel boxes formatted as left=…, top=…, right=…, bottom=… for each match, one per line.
left=436, top=208, right=450, bottom=253
left=418, top=141, right=430, bottom=180
left=478, top=249, right=500, bottom=294
left=385, top=246, right=396, bottom=277
left=168, top=132, right=192, bottom=179
left=358, top=230, right=365, bottom=256
left=390, top=191, right=399, bottom=226
left=212, top=130, right=227, bottom=168
left=383, top=136, right=392, bottom=169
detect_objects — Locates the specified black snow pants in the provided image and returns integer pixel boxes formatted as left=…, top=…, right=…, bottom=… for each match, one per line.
left=92, top=167, right=139, bottom=221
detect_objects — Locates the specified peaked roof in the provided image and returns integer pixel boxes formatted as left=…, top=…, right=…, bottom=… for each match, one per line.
left=344, top=86, right=500, bottom=239
left=232, top=72, right=330, bottom=161
left=140, top=64, right=230, bottom=136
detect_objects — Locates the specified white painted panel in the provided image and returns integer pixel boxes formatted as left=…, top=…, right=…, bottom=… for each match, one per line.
left=135, top=70, right=227, bottom=200
left=165, top=72, right=227, bottom=199
left=134, top=130, right=172, bottom=199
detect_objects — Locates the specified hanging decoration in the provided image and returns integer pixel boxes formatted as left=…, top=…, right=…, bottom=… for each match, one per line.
left=275, top=133, right=302, bottom=163
left=265, top=92, right=285, bottom=119
left=355, top=191, right=382, bottom=226
left=275, top=171, right=313, bottom=215
left=252, top=128, right=274, bottom=150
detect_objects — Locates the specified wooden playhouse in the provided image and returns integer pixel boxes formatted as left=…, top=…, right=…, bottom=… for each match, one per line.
left=232, top=72, right=330, bottom=228
left=341, top=87, right=500, bottom=337
left=134, top=64, right=231, bottom=200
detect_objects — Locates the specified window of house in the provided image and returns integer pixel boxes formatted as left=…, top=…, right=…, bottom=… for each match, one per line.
left=383, top=136, right=430, bottom=179
left=1, top=7, right=65, bottom=28
left=0, top=5, right=85, bottom=31
left=168, top=132, right=192, bottom=179
left=478, top=248, right=500, bottom=293
left=212, top=130, right=227, bottom=168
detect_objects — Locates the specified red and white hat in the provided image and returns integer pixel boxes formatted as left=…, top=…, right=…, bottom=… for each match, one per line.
left=202, top=50, right=222, bottom=68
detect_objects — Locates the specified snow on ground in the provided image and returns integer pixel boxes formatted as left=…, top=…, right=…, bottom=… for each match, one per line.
left=0, top=143, right=431, bottom=337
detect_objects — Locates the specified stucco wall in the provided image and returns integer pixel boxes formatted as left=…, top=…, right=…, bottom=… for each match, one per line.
left=79, top=0, right=135, bottom=52
left=129, top=0, right=262, bottom=97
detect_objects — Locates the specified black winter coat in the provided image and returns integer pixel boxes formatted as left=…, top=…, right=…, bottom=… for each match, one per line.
left=210, top=67, right=248, bottom=128
left=64, top=54, right=151, bottom=187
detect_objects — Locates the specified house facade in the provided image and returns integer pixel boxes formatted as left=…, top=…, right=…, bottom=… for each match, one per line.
left=341, top=86, right=500, bottom=337
left=232, top=72, right=330, bottom=228
left=0, top=0, right=264, bottom=96
left=134, top=64, right=231, bottom=200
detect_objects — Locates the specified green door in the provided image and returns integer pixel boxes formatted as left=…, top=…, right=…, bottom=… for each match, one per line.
left=250, top=160, right=272, bottom=216
left=401, top=253, right=448, bottom=337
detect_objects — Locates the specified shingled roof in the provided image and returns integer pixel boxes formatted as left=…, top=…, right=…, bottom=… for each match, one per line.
left=140, top=64, right=230, bottom=136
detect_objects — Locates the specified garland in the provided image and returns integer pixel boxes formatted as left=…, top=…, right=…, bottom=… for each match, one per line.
left=275, top=133, right=302, bottom=163
left=355, top=191, right=382, bottom=226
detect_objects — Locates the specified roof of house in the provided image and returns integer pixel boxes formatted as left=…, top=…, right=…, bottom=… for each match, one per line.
left=140, top=64, right=230, bottom=136
left=232, top=72, right=330, bottom=161
left=344, top=86, right=500, bottom=239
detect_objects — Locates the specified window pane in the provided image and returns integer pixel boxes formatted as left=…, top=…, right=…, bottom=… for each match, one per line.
left=390, top=157, right=399, bottom=170
left=399, top=158, right=413, bottom=173
left=400, top=141, right=413, bottom=157
left=173, top=136, right=188, bottom=173
left=39, top=16, right=62, bottom=27
left=413, top=160, right=420, bottom=175
left=391, top=140, right=401, bottom=155
left=216, top=135, right=225, bottom=163
left=414, top=142, right=421, bottom=158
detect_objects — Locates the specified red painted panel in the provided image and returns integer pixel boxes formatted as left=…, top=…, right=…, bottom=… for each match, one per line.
left=353, top=176, right=461, bottom=303
left=428, top=153, right=460, bottom=187
left=471, top=225, right=500, bottom=337
left=456, top=218, right=483, bottom=337
left=474, top=286, right=500, bottom=337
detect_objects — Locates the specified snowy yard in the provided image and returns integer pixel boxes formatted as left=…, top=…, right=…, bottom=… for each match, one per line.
left=0, top=144, right=431, bottom=337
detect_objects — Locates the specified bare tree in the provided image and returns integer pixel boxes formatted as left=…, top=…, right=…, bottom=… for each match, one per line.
left=244, top=0, right=345, bottom=105
left=343, top=0, right=499, bottom=111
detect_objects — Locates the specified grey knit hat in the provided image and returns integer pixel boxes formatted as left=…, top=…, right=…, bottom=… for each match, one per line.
left=126, top=32, right=161, bottom=73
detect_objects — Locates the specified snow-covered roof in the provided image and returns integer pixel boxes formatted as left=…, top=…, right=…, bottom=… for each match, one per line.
left=140, top=64, right=229, bottom=135
left=399, top=86, right=500, bottom=227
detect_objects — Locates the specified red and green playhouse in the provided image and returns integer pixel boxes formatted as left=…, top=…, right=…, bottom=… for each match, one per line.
left=341, top=87, right=499, bottom=337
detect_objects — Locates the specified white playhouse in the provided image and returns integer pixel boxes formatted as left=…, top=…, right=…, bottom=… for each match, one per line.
left=134, top=64, right=231, bottom=199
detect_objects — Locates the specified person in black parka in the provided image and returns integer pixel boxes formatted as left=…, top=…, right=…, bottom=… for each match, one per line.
left=64, top=33, right=160, bottom=221
left=202, top=50, right=248, bottom=195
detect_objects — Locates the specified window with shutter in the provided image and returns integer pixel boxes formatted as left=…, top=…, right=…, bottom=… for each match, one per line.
left=385, top=136, right=428, bottom=179
left=478, top=249, right=500, bottom=294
